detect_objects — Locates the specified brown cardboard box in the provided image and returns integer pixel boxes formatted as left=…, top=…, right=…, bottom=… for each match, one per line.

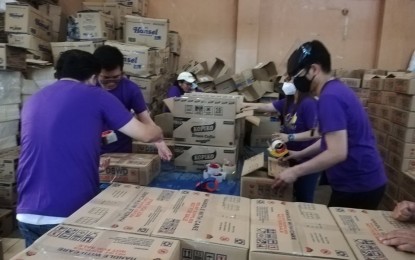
left=370, top=77, right=385, bottom=91
left=390, top=107, right=415, bottom=127
left=0, top=182, right=16, bottom=206
left=173, top=117, right=237, bottom=146
left=378, top=105, right=391, bottom=120
left=387, top=151, right=415, bottom=172
left=105, top=41, right=155, bottom=76
left=395, top=93, right=415, bottom=112
left=367, top=103, right=379, bottom=117
left=381, top=91, right=397, bottom=106
left=50, top=41, right=97, bottom=64
left=0, top=44, right=26, bottom=71
left=384, top=164, right=401, bottom=186
left=152, top=190, right=250, bottom=260
left=99, top=153, right=160, bottom=185
left=361, top=74, right=385, bottom=89
left=0, top=150, right=18, bottom=182
left=125, top=15, right=169, bottom=48
left=335, top=69, right=364, bottom=78
left=377, top=145, right=388, bottom=161
left=399, top=171, right=415, bottom=198
left=252, top=62, right=278, bottom=93
left=240, top=153, right=292, bottom=201
left=154, top=46, right=170, bottom=75
left=250, top=200, right=355, bottom=260
left=174, top=144, right=237, bottom=172
left=368, top=115, right=381, bottom=130
left=133, top=139, right=174, bottom=155
left=186, top=60, right=209, bottom=77
left=209, top=58, right=231, bottom=78
left=232, top=69, right=255, bottom=90
left=0, top=209, right=13, bottom=237
left=383, top=75, right=396, bottom=92
left=368, top=90, right=383, bottom=104
left=394, top=75, right=415, bottom=95
left=387, top=136, right=415, bottom=159
left=7, top=34, right=51, bottom=54
left=340, top=78, right=361, bottom=88
left=65, top=183, right=179, bottom=236
left=214, top=74, right=237, bottom=94
left=374, top=130, right=388, bottom=147
left=11, top=224, right=180, bottom=260
left=239, top=81, right=267, bottom=101
left=330, top=207, right=415, bottom=260
left=391, top=123, right=415, bottom=143
left=82, top=2, right=132, bottom=28
left=352, top=88, right=370, bottom=98
left=376, top=118, right=393, bottom=135
left=5, top=3, right=52, bottom=41
left=73, top=11, right=115, bottom=40
left=168, top=31, right=181, bottom=55
left=129, top=74, right=162, bottom=104
left=154, top=113, right=173, bottom=138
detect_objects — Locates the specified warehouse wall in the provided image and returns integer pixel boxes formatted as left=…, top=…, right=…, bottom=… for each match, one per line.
left=58, top=0, right=415, bottom=73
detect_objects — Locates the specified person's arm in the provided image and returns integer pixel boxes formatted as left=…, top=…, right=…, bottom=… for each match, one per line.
left=273, top=129, right=320, bottom=143
left=392, top=201, right=415, bottom=222
left=287, top=139, right=322, bottom=160
left=118, top=117, right=163, bottom=143
left=379, top=230, right=415, bottom=253
left=272, top=130, right=347, bottom=187
left=241, top=102, right=278, bottom=113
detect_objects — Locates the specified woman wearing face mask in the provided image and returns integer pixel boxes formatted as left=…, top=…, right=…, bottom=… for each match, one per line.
left=166, top=72, right=200, bottom=98
left=242, top=81, right=320, bottom=203
left=272, top=40, right=387, bottom=210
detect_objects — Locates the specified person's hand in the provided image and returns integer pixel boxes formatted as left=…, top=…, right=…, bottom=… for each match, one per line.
left=99, top=157, right=110, bottom=172
left=241, top=102, right=259, bottom=112
left=155, top=141, right=173, bottom=161
left=271, top=166, right=299, bottom=190
left=392, top=201, right=415, bottom=222
left=272, top=133, right=289, bottom=143
left=379, top=229, right=415, bottom=253
left=278, top=150, right=301, bottom=163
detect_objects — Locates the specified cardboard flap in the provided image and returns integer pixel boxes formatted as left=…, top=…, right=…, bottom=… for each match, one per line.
left=241, top=153, right=265, bottom=176
left=246, top=115, right=260, bottom=126
left=163, top=97, right=175, bottom=112
left=235, top=109, right=254, bottom=119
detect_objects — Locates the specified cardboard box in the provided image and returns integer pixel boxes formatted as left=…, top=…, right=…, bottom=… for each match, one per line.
left=168, top=52, right=179, bottom=75
left=0, top=105, right=20, bottom=123
left=11, top=224, right=180, bottom=260
left=0, top=182, right=16, bottom=206
left=387, top=136, right=415, bottom=159
left=232, top=69, right=255, bottom=91
left=174, top=144, right=237, bottom=172
left=173, top=117, right=236, bottom=146
left=399, top=171, right=415, bottom=198
left=352, top=88, right=370, bottom=98
left=239, top=81, right=267, bottom=101
left=367, top=103, right=379, bottom=117
left=172, top=96, right=239, bottom=119
left=240, top=153, right=292, bottom=201
left=391, top=123, right=415, bottom=143
left=252, top=62, right=278, bottom=92
left=340, top=78, right=361, bottom=88
left=5, top=3, right=52, bottom=41
left=155, top=113, right=173, bottom=138
left=250, top=200, right=355, bottom=260
left=383, top=76, right=396, bottom=92
left=214, top=74, right=237, bottom=94
left=129, top=74, right=162, bottom=104
left=381, top=91, right=397, bottom=106
left=73, top=11, right=115, bottom=40
left=99, top=153, right=161, bottom=185
left=0, top=149, right=18, bottom=182
left=154, top=46, right=170, bottom=75
left=0, top=121, right=19, bottom=140
left=394, top=76, right=415, bottom=95
left=378, top=118, right=393, bottom=135
left=330, top=207, right=415, bottom=260
left=0, top=44, right=26, bottom=71
left=105, top=41, right=155, bottom=76
left=133, top=139, right=174, bottom=155
left=374, top=130, right=388, bottom=147
left=209, top=58, right=231, bottom=78
left=384, top=163, right=401, bottom=186
left=7, top=34, right=51, bottom=53
left=378, top=105, right=391, bottom=120
left=362, top=74, right=386, bottom=89
left=387, top=151, right=415, bottom=174
left=50, top=41, right=97, bottom=64
left=152, top=190, right=250, bottom=260
left=125, top=15, right=169, bottom=48
left=394, top=93, right=415, bottom=112
left=0, top=209, right=13, bottom=238
left=82, top=2, right=133, bottom=28
left=370, top=77, right=385, bottom=91
left=167, top=31, right=181, bottom=55
left=65, top=183, right=178, bottom=236
left=335, top=69, right=364, bottom=79
left=250, top=116, right=280, bottom=147
left=0, top=136, right=17, bottom=151
left=368, top=90, right=383, bottom=104
left=390, top=107, right=415, bottom=127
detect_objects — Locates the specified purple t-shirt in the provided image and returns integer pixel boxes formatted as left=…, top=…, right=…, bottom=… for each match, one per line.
left=17, top=80, right=133, bottom=217
left=272, top=96, right=318, bottom=153
left=100, top=77, right=147, bottom=154
left=318, top=79, right=386, bottom=192
left=166, top=84, right=183, bottom=98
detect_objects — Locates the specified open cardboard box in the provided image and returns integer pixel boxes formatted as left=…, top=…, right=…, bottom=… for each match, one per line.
left=240, top=153, right=293, bottom=201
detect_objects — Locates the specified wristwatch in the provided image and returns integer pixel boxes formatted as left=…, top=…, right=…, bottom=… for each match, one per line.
left=288, top=134, right=295, bottom=142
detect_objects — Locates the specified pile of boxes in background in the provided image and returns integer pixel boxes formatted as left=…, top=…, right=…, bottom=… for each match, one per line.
left=337, top=68, right=415, bottom=210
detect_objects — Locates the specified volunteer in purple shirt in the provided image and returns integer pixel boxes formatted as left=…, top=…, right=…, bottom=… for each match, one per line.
left=94, top=45, right=172, bottom=160
left=273, top=40, right=387, bottom=210
left=166, top=72, right=200, bottom=99
left=243, top=82, right=320, bottom=203
left=16, top=50, right=163, bottom=247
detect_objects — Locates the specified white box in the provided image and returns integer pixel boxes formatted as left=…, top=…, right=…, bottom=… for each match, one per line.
left=7, top=34, right=51, bottom=53
left=172, top=96, right=239, bottom=119
left=0, top=120, right=19, bottom=140
left=11, top=224, right=180, bottom=260
left=129, top=75, right=162, bottom=104
left=65, top=183, right=178, bottom=236
left=82, top=2, right=133, bottom=28
left=0, top=105, right=20, bottom=122
left=168, top=31, right=181, bottom=55
left=174, top=144, right=237, bottom=172
left=74, top=11, right=115, bottom=40
left=125, top=15, right=169, bottom=48
left=50, top=41, right=97, bottom=64
left=5, top=3, right=52, bottom=41
left=105, top=41, right=155, bottom=76
left=152, top=190, right=250, bottom=260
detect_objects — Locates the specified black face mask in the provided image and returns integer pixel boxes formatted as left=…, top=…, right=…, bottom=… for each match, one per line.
left=294, top=74, right=315, bottom=93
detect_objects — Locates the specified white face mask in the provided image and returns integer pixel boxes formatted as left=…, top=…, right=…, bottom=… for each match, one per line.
left=282, top=82, right=296, bottom=96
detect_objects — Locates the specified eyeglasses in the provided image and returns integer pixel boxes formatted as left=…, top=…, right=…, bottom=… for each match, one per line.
left=99, top=73, right=123, bottom=80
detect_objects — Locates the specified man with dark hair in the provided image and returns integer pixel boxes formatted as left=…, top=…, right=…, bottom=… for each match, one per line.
left=16, top=50, right=163, bottom=247
left=273, top=40, right=387, bottom=210
left=93, top=45, right=172, bottom=160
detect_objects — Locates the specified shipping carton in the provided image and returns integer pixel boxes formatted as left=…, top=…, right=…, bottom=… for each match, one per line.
left=250, top=116, right=280, bottom=147
left=240, top=153, right=292, bottom=201
left=105, top=41, right=155, bottom=76
left=374, top=130, right=388, bottom=147
left=394, top=75, right=415, bottom=95
left=168, top=31, right=181, bottom=55
left=368, top=90, right=383, bottom=104
left=240, top=81, right=267, bottom=102
left=394, top=93, right=415, bottom=112
left=214, top=74, right=237, bottom=94
left=65, top=183, right=178, bottom=236
left=209, top=58, right=231, bottom=78
left=154, top=113, right=173, bottom=138
left=0, top=44, right=26, bottom=71
left=152, top=190, right=250, bottom=260
left=390, top=107, right=415, bottom=127
left=335, top=69, right=364, bottom=79
left=73, top=11, right=114, bottom=40
left=340, top=78, right=361, bottom=88
left=50, top=41, right=97, bottom=64
left=0, top=209, right=13, bottom=237
left=129, top=75, right=162, bottom=104
left=250, top=200, right=355, bottom=260
left=99, top=153, right=160, bottom=185
left=0, top=182, right=16, bottom=206
left=381, top=91, right=397, bottom=106
left=7, top=34, right=50, bottom=53
left=173, top=117, right=236, bottom=146
left=0, top=149, right=18, bottom=182
left=367, top=103, right=379, bottom=117
left=11, top=224, right=180, bottom=260
left=82, top=2, right=132, bottom=28
left=369, top=76, right=385, bottom=91
left=330, top=207, right=415, bottom=260
left=132, top=139, right=174, bottom=155
left=232, top=69, right=255, bottom=91
left=174, top=144, right=236, bottom=172
left=378, top=104, right=391, bottom=120
left=391, top=123, right=415, bottom=143
left=125, top=15, right=169, bottom=48
left=252, top=61, right=278, bottom=93
left=387, top=136, right=415, bottom=159
left=154, top=46, right=170, bottom=74
left=5, top=3, right=51, bottom=41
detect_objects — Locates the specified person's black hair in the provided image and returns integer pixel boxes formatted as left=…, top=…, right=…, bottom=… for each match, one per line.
left=93, top=45, right=124, bottom=71
left=287, top=40, right=331, bottom=77
left=54, top=50, right=101, bottom=81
